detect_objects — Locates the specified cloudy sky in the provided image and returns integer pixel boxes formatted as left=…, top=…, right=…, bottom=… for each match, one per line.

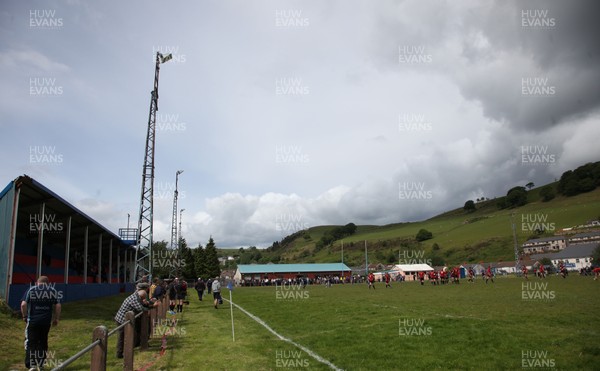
left=1, top=0, right=599, bottom=248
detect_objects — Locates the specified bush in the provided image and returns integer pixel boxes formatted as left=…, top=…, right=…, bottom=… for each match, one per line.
left=416, top=229, right=433, bottom=241
left=539, top=186, right=555, bottom=202
left=464, top=200, right=476, bottom=212
left=506, top=186, right=528, bottom=207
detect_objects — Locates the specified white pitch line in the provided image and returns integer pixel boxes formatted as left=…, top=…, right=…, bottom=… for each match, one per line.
left=224, top=298, right=343, bottom=371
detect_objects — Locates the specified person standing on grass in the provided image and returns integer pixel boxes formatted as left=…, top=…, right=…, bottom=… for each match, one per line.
left=152, top=278, right=165, bottom=301
left=385, top=272, right=391, bottom=288
left=167, top=278, right=178, bottom=314
left=485, top=265, right=494, bottom=284
left=175, top=278, right=187, bottom=313
left=150, top=277, right=159, bottom=298
left=195, top=278, right=206, bottom=301
left=368, top=272, right=375, bottom=289
left=522, top=265, right=529, bottom=280
left=559, top=262, right=568, bottom=278
left=439, top=270, right=446, bottom=284
left=593, top=267, right=600, bottom=280
left=114, top=288, right=158, bottom=359
left=538, top=264, right=546, bottom=279
left=21, top=276, right=61, bottom=370
left=212, top=277, right=222, bottom=309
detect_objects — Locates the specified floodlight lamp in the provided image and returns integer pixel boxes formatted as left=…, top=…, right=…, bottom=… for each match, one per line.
left=159, top=53, right=173, bottom=64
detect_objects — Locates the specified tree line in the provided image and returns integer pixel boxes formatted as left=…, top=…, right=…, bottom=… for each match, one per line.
left=462, top=161, right=600, bottom=212
left=151, top=237, right=221, bottom=280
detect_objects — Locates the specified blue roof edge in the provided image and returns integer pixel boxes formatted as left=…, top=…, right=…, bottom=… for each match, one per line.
left=0, top=180, right=14, bottom=200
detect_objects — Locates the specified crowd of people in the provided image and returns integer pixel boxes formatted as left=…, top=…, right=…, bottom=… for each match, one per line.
left=111, top=274, right=224, bottom=360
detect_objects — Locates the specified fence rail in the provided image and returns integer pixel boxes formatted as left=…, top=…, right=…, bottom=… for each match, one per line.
left=51, top=295, right=167, bottom=371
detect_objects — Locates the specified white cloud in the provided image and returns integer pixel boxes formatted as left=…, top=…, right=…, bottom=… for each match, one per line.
left=1, top=0, right=598, bottom=249
left=0, top=49, right=70, bottom=73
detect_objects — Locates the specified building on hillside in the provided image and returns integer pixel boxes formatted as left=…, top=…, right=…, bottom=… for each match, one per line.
left=466, top=263, right=486, bottom=276
left=493, top=261, right=518, bottom=274
left=391, top=263, right=433, bottom=281
left=218, top=256, right=235, bottom=265
left=530, top=243, right=598, bottom=271
left=522, top=236, right=566, bottom=254
left=368, top=263, right=385, bottom=272
left=234, top=263, right=351, bottom=284
left=0, top=175, right=136, bottom=309
left=373, top=269, right=403, bottom=281
left=568, top=232, right=600, bottom=245
left=349, top=266, right=367, bottom=276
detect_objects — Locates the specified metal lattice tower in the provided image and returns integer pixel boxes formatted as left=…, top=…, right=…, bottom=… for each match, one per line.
left=133, top=52, right=172, bottom=282
left=169, top=170, right=184, bottom=250
left=178, top=208, right=185, bottom=246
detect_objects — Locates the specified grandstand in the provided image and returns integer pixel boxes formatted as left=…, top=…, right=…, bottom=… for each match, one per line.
left=0, top=175, right=136, bottom=309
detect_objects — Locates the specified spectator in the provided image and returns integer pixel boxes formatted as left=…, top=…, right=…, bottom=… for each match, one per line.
left=167, top=278, right=178, bottom=314
left=194, top=278, right=206, bottom=301
left=152, top=279, right=165, bottom=301
left=176, top=278, right=187, bottom=313
left=21, top=276, right=61, bottom=370
left=114, top=289, right=157, bottom=359
left=212, top=277, right=221, bottom=309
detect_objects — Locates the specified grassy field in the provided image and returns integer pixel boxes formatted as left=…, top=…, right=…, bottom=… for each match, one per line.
left=2, top=275, right=599, bottom=370
left=229, top=276, right=600, bottom=370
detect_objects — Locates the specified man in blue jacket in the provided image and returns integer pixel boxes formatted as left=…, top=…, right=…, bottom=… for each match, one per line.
left=21, top=276, right=62, bottom=370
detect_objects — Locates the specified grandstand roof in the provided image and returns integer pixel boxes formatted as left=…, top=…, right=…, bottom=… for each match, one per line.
left=3, top=175, right=125, bottom=241
left=237, top=263, right=351, bottom=274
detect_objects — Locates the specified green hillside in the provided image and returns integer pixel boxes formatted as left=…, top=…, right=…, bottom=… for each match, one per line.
left=251, top=181, right=600, bottom=267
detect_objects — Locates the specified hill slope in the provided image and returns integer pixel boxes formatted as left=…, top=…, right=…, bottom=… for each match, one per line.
left=256, top=183, right=600, bottom=267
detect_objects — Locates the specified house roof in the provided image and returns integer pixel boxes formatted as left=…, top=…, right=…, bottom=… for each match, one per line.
left=530, top=242, right=599, bottom=261
left=393, top=264, right=433, bottom=271
left=523, top=236, right=565, bottom=245
left=569, top=232, right=600, bottom=239
left=494, top=261, right=517, bottom=268
left=236, top=263, right=351, bottom=274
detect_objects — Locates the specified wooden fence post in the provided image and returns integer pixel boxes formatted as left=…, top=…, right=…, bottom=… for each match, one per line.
left=123, top=311, right=135, bottom=371
left=90, top=325, right=107, bottom=371
left=140, top=311, right=149, bottom=350
left=150, top=304, right=158, bottom=338
left=161, top=296, right=167, bottom=320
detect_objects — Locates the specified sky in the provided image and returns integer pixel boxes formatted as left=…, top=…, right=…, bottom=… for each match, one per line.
left=1, top=0, right=599, bottom=249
